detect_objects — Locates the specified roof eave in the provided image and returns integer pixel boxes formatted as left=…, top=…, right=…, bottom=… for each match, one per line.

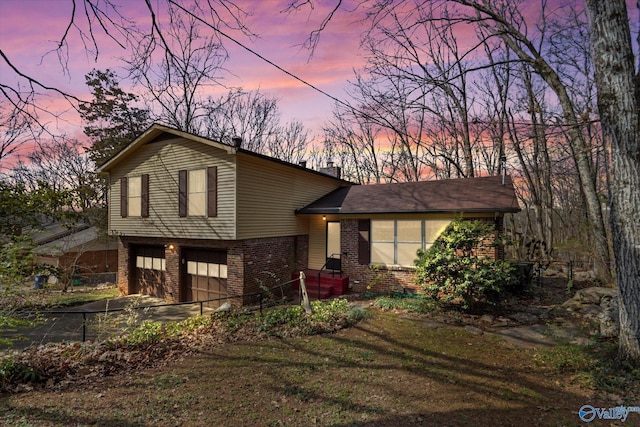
left=295, top=207, right=342, bottom=215
left=296, top=207, right=521, bottom=215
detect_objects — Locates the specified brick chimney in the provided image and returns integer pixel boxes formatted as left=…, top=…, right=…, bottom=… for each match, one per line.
left=319, top=161, right=341, bottom=179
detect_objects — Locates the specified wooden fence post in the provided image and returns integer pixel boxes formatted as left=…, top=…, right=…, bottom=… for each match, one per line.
left=299, top=271, right=312, bottom=314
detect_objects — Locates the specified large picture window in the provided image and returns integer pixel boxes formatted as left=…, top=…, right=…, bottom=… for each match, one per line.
left=370, top=219, right=450, bottom=266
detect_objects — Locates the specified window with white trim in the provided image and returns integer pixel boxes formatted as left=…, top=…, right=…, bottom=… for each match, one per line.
left=370, top=219, right=450, bottom=266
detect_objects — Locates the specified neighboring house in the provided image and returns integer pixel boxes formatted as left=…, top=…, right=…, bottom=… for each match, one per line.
left=33, top=224, right=118, bottom=284
left=98, top=123, right=520, bottom=306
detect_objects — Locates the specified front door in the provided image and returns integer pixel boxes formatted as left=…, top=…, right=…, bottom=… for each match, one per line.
left=326, top=221, right=341, bottom=270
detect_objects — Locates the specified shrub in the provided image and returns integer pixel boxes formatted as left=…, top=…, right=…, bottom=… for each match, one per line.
left=220, top=299, right=368, bottom=338
left=106, top=315, right=213, bottom=347
left=414, top=218, right=516, bottom=310
left=0, top=358, right=41, bottom=390
left=310, top=298, right=349, bottom=323
left=259, top=305, right=304, bottom=331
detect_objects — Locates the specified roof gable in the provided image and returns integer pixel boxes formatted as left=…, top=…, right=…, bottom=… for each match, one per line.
left=96, top=124, right=236, bottom=173
left=297, top=176, right=520, bottom=214
left=96, top=123, right=352, bottom=185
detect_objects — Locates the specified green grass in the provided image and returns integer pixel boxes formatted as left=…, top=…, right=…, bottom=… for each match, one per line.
left=373, top=292, right=439, bottom=313
left=534, top=340, right=640, bottom=394
left=1, top=311, right=632, bottom=426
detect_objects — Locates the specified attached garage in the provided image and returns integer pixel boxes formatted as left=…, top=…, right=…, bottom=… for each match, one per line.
left=183, top=249, right=228, bottom=307
left=132, top=245, right=166, bottom=298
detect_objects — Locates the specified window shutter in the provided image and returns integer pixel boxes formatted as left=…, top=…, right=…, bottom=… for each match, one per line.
left=207, top=166, right=217, bottom=217
left=120, top=177, right=128, bottom=218
left=178, top=170, right=187, bottom=217
left=141, top=174, right=149, bottom=218
left=358, top=219, right=370, bottom=265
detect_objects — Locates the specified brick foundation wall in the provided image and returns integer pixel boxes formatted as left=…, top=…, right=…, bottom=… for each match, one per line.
left=117, top=234, right=309, bottom=305
left=341, top=219, right=416, bottom=294
left=241, top=235, right=308, bottom=303
left=341, top=216, right=506, bottom=294
left=117, top=238, right=130, bottom=296
left=164, top=246, right=180, bottom=303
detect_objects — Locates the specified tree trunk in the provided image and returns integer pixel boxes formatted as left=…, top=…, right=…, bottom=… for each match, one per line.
left=545, top=73, right=612, bottom=282
left=454, top=0, right=613, bottom=281
left=585, top=0, right=640, bottom=363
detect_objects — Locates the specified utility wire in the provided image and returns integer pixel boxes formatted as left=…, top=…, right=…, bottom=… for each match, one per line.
left=167, top=1, right=596, bottom=132
left=168, top=1, right=352, bottom=111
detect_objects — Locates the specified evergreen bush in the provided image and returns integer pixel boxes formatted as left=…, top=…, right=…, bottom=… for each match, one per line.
left=414, top=218, right=516, bottom=310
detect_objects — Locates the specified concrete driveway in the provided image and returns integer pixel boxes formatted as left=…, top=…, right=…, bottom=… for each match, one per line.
left=1, top=295, right=213, bottom=351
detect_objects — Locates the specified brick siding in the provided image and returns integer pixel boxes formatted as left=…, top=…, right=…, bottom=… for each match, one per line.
left=117, top=238, right=129, bottom=296
left=341, top=217, right=505, bottom=294
left=117, top=234, right=309, bottom=305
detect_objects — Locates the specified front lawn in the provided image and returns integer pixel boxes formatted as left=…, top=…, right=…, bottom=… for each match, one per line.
left=2, top=308, right=636, bottom=426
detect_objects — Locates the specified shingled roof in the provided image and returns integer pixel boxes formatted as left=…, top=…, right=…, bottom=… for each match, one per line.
left=296, top=175, right=520, bottom=215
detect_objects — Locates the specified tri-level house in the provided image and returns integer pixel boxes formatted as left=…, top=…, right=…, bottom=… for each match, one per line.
left=98, top=124, right=519, bottom=306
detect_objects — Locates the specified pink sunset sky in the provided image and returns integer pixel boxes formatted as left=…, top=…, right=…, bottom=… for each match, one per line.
left=2, top=0, right=638, bottom=171
left=0, top=0, right=368, bottom=160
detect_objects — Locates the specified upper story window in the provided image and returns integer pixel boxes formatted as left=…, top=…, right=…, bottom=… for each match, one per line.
left=179, top=167, right=217, bottom=218
left=188, top=169, right=206, bottom=216
left=128, top=176, right=142, bottom=217
left=120, top=174, right=149, bottom=218
left=370, top=219, right=450, bottom=266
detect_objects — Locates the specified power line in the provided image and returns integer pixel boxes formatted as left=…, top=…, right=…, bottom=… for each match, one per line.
left=167, top=2, right=599, bottom=136
left=168, top=1, right=352, bottom=110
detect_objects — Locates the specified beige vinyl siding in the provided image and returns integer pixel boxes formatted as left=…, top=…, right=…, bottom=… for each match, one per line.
left=108, top=137, right=237, bottom=240
left=235, top=154, right=345, bottom=240
left=308, top=215, right=331, bottom=270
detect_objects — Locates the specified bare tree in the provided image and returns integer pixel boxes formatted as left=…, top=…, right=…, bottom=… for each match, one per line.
left=0, top=0, right=249, bottom=134
left=322, top=105, right=386, bottom=184
left=327, top=0, right=612, bottom=278
left=9, top=139, right=103, bottom=213
left=124, top=2, right=229, bottom=133
left=506, top=65, right=555, bottom=263
left=445, top=0, right=611, bottom=280
left=205, top=89, right=279, bottom=149
left=204, top=88, right=310, bottom=163
left=266, top=120, right=310, bottom=165
left=352, top=2, right=482, bottom=180
left=585, top=0, right=640, bottom=363
left=0, top=101, right=41, bottom=168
